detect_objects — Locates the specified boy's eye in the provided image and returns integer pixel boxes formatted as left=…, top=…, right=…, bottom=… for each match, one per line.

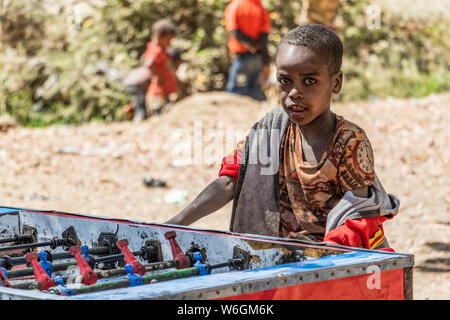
left=304, top=78, right=316, bottom=85
left=278, top=77, right=291, bottom=85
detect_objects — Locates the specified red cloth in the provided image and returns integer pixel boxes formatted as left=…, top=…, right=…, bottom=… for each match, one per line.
left=225, top=0, right=271, bottom=53
left=323, top=215, right=395, bottom=251
left=218, top=138, right=246, bottom=182
left=219, top=268, right=405, bottom=300
left=142, top=42, right=177, bottom=97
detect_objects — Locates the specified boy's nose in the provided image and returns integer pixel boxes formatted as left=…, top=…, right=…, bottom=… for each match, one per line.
left=288, top=86, right=304, bottom=100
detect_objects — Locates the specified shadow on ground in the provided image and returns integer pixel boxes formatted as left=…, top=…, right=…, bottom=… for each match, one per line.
left=415, top=242, right=450, bottom=273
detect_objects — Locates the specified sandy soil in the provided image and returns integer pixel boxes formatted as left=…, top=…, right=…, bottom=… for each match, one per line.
left=0, top=91, right=448, bottom=299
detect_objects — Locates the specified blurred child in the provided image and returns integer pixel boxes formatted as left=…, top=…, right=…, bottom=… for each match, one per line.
left=123, top=46, right=186, bottom=121
left=142, top=19, right=177, bottom=116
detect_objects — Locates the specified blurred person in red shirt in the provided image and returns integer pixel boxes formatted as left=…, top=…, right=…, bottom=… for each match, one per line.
left=123, top=46, right=185, bottom=122
left=225, top=0, right=271, bottom=101
left=141, top=19, right=177, bottom=119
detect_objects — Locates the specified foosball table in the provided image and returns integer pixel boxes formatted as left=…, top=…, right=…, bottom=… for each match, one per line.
left=0, top=206, right=414, bottom=300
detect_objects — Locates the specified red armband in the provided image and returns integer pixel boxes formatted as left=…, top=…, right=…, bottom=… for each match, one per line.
left=218, top=157, right=241, bottom=183
left=218, top=139, right=246, bottom=183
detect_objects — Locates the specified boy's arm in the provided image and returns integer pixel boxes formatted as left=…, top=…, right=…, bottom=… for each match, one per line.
left=166, top=137, right=246, bottom=226
left=230, top=29, right=259, bottom=53
left=165, top=175, right=236, bottom=226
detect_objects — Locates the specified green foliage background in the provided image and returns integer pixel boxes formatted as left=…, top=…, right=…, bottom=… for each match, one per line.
left=0, top=0, right=449, bottom=126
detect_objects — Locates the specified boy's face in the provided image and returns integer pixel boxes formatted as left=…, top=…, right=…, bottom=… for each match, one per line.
left=158, top=34, right=174, bottom=48
left=276, top=43, right=342, bottom=127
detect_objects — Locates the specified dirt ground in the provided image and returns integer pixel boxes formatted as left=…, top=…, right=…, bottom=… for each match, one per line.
left=0, top=91, right=448, bottom=299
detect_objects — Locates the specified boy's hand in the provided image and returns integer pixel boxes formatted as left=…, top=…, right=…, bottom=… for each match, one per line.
left=243, top=43, right=258, bottom=54
left=289, top=231, right=313, bottom=242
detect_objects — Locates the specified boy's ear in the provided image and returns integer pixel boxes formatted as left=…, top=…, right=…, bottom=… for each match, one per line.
left=332, top=71, right=343, bottom=94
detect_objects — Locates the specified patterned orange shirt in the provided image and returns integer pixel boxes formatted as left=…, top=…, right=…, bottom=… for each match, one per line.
left=142, top=42, right=177, bottom=97
left=279, top=115, right=375, bottom=239
left=219, top=115, right=376, bottom=240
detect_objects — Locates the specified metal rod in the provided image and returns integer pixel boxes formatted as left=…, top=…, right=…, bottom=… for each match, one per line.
left=7, top=262, right=77, bottom=279
left=67, top=259, right=241, bottom=296
left=209, top=262, right=230, bottom=270
left=0, top=235, right=33, bottom=245
left=6, top=250, right=166, bottom=279
left=0, top=239, right=70, bottom=253
left=13, top=260, right=177, bottom=290
left=87, top=248, right=152, bottom=264
left=11, top=248, right=142, bottom=269
left=51, top=246, right=112, bottom=260
left=210, top=258, right=244, bottom=271
left=71, top=267, right=200, bottom=295
left=65, top=260, right=176, bottom=283
left=93, top=253, right=125, bottom=264
left=3, top=246, right=112, bottom=268
left=13, top=259, right=240, bottom=292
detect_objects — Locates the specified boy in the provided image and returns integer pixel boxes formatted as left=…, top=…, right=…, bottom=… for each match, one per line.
left=123, top=46, right=185, bottom=121
left=225, top=0, right=271, bottom=101
left=166, top=25, right=399, bottom=251
left=142, top=19, right=177, bottom=116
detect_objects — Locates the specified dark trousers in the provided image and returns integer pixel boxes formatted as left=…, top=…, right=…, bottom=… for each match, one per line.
left=125, top=85, right=147, bottom=119
left=226, top=52, right=265, bottom=101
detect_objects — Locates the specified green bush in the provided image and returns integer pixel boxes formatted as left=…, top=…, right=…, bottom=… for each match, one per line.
left=337, top=0, right=450, bottom=101
left=0, top=0, right=449, bottom=126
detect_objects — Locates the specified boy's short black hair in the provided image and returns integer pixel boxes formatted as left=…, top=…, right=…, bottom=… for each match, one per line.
left=279, top=24, right=343, bottom=74
left=152, top=19, right=176, bottom=37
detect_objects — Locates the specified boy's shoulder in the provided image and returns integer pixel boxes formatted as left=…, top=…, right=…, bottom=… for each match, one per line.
left=253, top=107, right=286, bottom=128
left=333, top=115, right=375, bottom=171
left=249, top=110, right=371, bottom=147
left=335, top=114, right=370, bottom=142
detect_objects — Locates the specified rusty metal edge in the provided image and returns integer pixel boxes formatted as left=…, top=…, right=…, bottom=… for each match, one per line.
left=403, top=267, right=413, bottom=300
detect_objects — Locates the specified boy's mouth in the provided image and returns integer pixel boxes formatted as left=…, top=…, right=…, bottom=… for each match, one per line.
left=286, top=104, right=308, bottom=120
left=290, top=105, right=306, bottom=112
left=287, top=104, right=308, bottom=117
